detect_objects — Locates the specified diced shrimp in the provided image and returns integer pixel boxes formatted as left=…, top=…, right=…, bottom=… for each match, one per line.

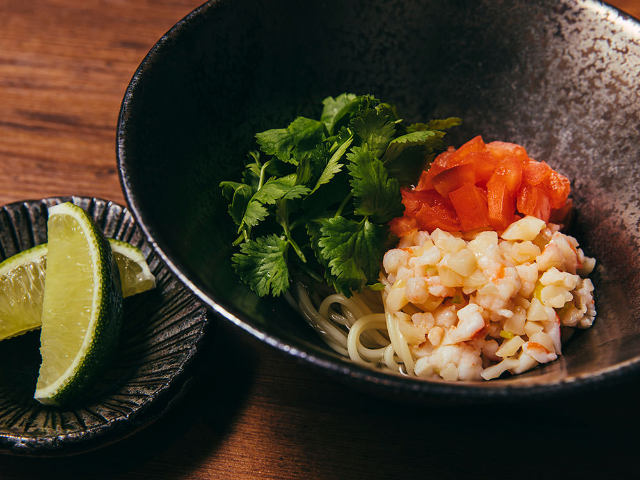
left=383, top=248, right=410, bottom=275
left=406, top=277, right=429, bottom=304
left=379, top=215, right=595, bottom=383
left=427, top=326, right=444, bottom=346
left=482, top=339, right=501, bottom=362
left=481, top=358, right=519, bottom=380
left=426, top=276, right=457, bottom=297
left=536, top=232, right=578, bottom=273
left=433, top=305, right=458, bottom=328
left=509, top=352, right=538, bottom=374
left=523, top=341, right=557, bottom=363
left=445, top=303, right=485, bottom=344
left=515, top=263, right=538, bottom=297
left=544, top=316, right=562, bottom=354
left=412, top=312, right=435, bottom=330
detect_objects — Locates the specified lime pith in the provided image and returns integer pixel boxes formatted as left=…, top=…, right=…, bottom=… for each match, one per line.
left=34, top=202, right=123, bottom=406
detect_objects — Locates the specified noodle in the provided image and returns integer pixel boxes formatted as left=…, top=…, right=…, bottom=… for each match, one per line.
left=294, top=281, right=410, bottom=375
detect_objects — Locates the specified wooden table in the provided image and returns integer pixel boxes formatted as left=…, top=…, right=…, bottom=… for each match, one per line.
left=1, top=1, right=640, bottom=478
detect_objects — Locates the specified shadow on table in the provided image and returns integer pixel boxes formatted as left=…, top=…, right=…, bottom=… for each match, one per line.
left=0, top=317, right=258, bottom=480
left=254, top=359, right=640, bottom=480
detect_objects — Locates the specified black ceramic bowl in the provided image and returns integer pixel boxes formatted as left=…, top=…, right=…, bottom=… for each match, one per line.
left=117, top=0, right=640, bottom=402
left=0, top=197, right=208, bottom=455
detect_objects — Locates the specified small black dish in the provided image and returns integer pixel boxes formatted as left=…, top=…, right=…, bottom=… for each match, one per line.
left=117, top=0, right=640, bottom=403
left=0, top=196, right=208, bottom=456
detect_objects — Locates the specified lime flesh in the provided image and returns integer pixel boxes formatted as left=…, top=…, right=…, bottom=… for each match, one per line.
left=109, top=239, right=156, bottom=298
left=0, top=244, right=48, bottom=340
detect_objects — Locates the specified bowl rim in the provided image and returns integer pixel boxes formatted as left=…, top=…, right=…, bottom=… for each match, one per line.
left=116, top=0, right=640, bottom=402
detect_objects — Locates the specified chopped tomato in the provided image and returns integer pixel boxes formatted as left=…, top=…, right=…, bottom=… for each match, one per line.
left=486, top=141, right=528, bottom=168
left=470, top=151, right=500, bottom=184
left=449, top=183, right=490, bottom=231
left=400, top=188, right=427, bottom=216
left=432, top=147, right=456, bottom=169
left=517, top=185, right=551, bottom=222
left=404, top=190, right=460, bottom=231
left=542, top=170, right=571, bottom=209
left=432, top=163, right=476, bottom=197
left=524, top=160, right=552, bottom=186
left=487, top=177, right=515, bottom=230
left=416, top=164, right=444, bottom=191
left=389, top=215, right=417, bottom=237
left=491, top=156, right=523, bottom=193
left=390, top=137, right=571, bottom=233
left=442, top=135, right=486, bottom=169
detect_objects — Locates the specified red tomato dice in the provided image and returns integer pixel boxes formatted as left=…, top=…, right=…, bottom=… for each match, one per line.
left=444, top=135, right=486, bottom=169
left=542, top=170, right=571, bottom=209
left=449, top=183, right=490, bottom=231
left=470, top=151, right=500, bottom=184
left=486, top=141, right=528, bottom=168
left=524, top=160, right=552, bottom=186
left=432, top=163, right=476, bottom=197
left=389, top=215, right=417, bottom=237
left=491, top=156, right=523, bottom=193
left=408, top=190, right=460, bottom=232
left=487, top=177, right=516, bottom=230
left=416, top=165, right=444, bottom=191
left=517, top=185, right=551, bottom=222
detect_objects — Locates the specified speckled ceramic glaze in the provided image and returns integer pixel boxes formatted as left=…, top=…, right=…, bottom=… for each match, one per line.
left=117, top=0, right=640, bottom=402
left=0, top=197, right=208, bottom=455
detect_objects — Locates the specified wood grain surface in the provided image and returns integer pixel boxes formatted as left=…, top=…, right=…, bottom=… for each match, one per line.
left=1, top=1, right=640, bottom=479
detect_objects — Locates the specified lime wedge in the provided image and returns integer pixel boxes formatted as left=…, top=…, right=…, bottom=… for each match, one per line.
left=0, top=244, right=48, bottom=340
left=108, top=239, right=156, bottom=297
left=0, top=239, right=155, bottom=342
left=34, top=202, right=123, bottom=406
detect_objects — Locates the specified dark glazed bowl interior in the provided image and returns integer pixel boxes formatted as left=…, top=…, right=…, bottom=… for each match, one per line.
left=117, top=0, right=640, bottom=402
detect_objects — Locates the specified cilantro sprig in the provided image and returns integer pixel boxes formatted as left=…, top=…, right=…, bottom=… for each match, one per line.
left=220, top=93, right=460, bottom=297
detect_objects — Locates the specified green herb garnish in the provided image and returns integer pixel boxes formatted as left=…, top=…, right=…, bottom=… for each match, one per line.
left=220, top=93, right=460, bottom=297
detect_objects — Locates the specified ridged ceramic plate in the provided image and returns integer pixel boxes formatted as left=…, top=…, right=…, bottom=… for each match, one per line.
left=0, top=196, right=208, bottom=456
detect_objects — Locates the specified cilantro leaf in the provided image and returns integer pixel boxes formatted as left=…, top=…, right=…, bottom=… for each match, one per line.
left=255, top=117, right=325, bottom=165
left=407, top=117, right=462, bottom=133
left=384, top=130, right=446, bottom=155
left=253, top=176, right=295, bottom=204
left=240, top=152, right=262, bottom=188
left=242, top=152, right=293, bottom=190
left=321, top=93, right=357, bottom=133
left=321, top=93, right=373, bottom=135
left=239, top=176, right=310, bottom=232
left=346, top=146, right=403, bottom=223
left=317, top=217, right=387, bottom=295
left=220, top=181, right=254, bottom=226
left=350, top=108, right=396, bottom=158
left=242, top=201, right=269, bottom=229
left=232, top=234, right=290, bottom=296
left=310, top=135, right=352, bottom=194
left=296, top=142, right=330, bottom=187
left=382, top=130, right=446, bottom=185
left=306, top=220, right=339, bottom=287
